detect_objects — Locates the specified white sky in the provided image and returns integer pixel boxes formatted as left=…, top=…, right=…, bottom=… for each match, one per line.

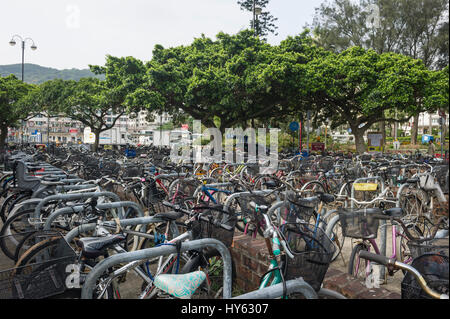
left=1, top=0, right=324, bottom=70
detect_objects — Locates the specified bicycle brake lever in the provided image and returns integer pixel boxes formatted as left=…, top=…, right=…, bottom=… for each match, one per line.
left=281, top=240, right=294, bottom=259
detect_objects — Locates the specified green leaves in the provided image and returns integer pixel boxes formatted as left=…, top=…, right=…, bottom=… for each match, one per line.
left=0, top=74, right=37, bottom=126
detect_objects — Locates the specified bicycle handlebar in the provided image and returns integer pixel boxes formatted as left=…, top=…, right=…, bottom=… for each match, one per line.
left=358, top=250, right=449, bottom=300
left=162, top=201, right=235, bottom=232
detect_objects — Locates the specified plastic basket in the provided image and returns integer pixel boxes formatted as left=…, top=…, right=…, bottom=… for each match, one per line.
left=0, top=231, right=77, bottom=299
left=337, top=209, right=380, bottom=239
left=401, top=253, right=449, bottom=299
left=281, top=223, right=336, bottom=291
left=407, top=238, right=449, bottom=259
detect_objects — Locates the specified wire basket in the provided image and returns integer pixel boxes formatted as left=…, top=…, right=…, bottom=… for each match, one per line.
left=407, top=238, right=449, bottom=259
left=281, top=223, right=336, bottom=291
left=319, top=157, right=334, bottom=172
left=122, top=166, right=142, bottom=178
left=236, top=194, right=275, bottom=225
left=401, top=253, right=449, bottom=299
left=346, top=167, right=363, bottom=180
left=281, top=192, right=318, bottom=223
left=150, top=201, right=172, bottom=215
left=433, top=165, right=449, bottom=192
left=173, top=179, right=201, bottom=202
left=0, top=231, right=77, bottom=299
left=337, top=208, right=380, bottom=239
left=191, top=206, right=237, bottom=248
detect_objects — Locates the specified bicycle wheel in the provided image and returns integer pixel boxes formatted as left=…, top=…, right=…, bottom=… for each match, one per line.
left=300, top=181, right=326, bottom=198
left=0, top=191, right=27, bottom=222
left=396, top=224, right=424, bottom=264
left=325, top=215, right=346, bottom=263
left=348, top=243, right=370, bottom=282
left=0, top=208, right=37, bottom=260
left=2, top=191, right=32, bottom=222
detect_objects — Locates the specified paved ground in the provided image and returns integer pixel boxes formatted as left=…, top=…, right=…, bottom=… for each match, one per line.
left=329, top=224, right=403, bottom=295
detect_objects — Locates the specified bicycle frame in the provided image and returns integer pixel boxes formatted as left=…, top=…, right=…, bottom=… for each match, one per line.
left=354, top=223, right=413, bottom=277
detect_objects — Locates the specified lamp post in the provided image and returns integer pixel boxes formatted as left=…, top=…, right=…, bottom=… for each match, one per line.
left=9, top=35, right=37, bottom=146
left=9, top=35, right=37, bottom=82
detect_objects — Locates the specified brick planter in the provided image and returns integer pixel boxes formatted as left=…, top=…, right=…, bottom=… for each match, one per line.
left=230, top=231, right=401, bottom=299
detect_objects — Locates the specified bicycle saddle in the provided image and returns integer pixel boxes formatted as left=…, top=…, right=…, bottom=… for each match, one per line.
left=263, top=180, right=277, bottom=188
left=382, top=207, right=403, bottom=218
left=317, top=193, right=335, bottom=204
left=153, top=271, right=206, bottom=299
left=153, top=211, right=183, bottom=221
left=77, top=234, right=127, bottom=259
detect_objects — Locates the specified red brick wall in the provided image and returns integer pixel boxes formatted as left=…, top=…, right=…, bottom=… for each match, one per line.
left=230, top=231, right=401, bottom=299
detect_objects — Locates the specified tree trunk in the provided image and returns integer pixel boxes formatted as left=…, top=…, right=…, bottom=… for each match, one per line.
left=380, top=121, right=386, bottom=151
left=428, top=112, right=433, bottom=136
left=93, top=129, right=101, bottom=152
left=411, top=114, right=419, bottom=145
left=0, top=124, right=8, bottom=153
left=353, top=128, right=367, bottom=154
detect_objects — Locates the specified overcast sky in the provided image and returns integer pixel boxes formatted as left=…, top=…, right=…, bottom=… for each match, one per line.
left=1, top=0, right=325, bottom=70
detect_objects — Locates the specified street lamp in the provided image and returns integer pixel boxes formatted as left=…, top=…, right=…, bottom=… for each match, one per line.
left=9, top=35, right=37, bottom=146
left=9, top=35, right=37, bottom=82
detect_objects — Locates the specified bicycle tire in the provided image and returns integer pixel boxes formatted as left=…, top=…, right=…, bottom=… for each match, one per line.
left=348, top=243, right=370, bottom=281
left=3, top=192, right=32, bottom=222
left=0, top=208, right=37, bottom=260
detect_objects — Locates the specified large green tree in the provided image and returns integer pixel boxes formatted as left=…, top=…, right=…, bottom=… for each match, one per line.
left=0, top=75, right=38, bottom=151
left=57, top=56, right=146, bottom=151
left=132, top=31, right=318, bottom=133
left=305, top=47, right=442, bottom=153
left=310, top=0, right=449, bottom=145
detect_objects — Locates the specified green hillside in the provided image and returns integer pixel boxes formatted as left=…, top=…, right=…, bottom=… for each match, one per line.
left=0, top=63, right=104, bottom=84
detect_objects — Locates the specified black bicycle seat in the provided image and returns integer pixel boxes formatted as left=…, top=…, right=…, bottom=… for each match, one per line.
left=382, top=207, right=403, bottom=218
left=263, top=180, right=277, bottom=189
left=77, top=234, right=127, bottom=259
left=317, top=193, right=335, bottom=204
left=153, top=211, right=183, bottom=221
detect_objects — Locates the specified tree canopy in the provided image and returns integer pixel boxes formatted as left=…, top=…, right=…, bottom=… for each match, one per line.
left=0, top=74, right=38, bottom=150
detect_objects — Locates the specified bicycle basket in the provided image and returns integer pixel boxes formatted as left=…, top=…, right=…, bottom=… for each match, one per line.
left=281, top=192, right=317, bottom=223
left=319, top=158, right=334, bottom=172
left=281, top=223, right=336, bottom=291
left=407, top=238, right=449, bottom=259
left=0, top=231, right=77, bottom=299
left=191, top=205, right=237, bottom=248
left=433, top=165, right=449, bottom=192
left=337, top=209, right=380, bottom=239
left=401, top=253, right=449, bottom=299
left=150, top=201, right=172, bottom=214
left=236, top=194, right=273, bottom=218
